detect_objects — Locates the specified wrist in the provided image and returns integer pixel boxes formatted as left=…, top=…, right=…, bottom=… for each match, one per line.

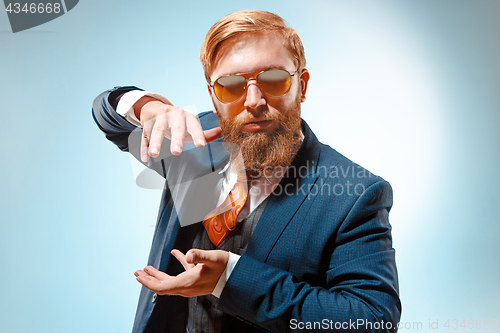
left=133, top=96, right=163, bottom=120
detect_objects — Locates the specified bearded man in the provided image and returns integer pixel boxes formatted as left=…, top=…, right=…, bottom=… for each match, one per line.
left=92, top=10, right=401, bottom=333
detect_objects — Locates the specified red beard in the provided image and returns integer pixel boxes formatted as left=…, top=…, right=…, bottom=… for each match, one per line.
left=218, top=99, right=303, bottom=179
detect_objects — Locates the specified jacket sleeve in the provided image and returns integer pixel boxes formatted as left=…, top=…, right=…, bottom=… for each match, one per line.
left=217, top=180, right=401, bottom=333
left=92, top=86, right=143, bottom=152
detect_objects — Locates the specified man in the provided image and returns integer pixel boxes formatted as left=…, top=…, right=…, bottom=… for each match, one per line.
left=92, top=10, right=401, bottom=333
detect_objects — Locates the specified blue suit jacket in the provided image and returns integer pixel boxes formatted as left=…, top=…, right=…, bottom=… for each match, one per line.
left=92, top=87, right=401, bottom=332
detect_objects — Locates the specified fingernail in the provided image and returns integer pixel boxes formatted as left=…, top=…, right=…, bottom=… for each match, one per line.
left=134, top=272, right=138, bottom=277
left=173, top=146, right=181, bottom=153
left=151, top=147, right=158, bottom=154
left=144, top=268, right=149, bottom=273
left=197, top=139, right=206, bottom=147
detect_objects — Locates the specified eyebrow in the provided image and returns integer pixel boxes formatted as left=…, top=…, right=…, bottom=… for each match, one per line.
left=220, top=66, right=287, bottom=77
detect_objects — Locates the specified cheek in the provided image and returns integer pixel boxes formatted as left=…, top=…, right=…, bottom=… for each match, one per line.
left=269, top=90, right=300, bottom=113
left=214, top=103, right=244, bottom=121
left=285, top=86, right=303, bottom=108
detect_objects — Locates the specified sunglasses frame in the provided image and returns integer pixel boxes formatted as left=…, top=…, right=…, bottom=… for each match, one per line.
left=209, top=68, right=299, bottom=104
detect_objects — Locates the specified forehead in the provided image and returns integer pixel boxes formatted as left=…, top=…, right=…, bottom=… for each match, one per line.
left=210, top=32, right=296, bottom=81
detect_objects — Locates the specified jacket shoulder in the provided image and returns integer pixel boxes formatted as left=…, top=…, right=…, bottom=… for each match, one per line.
left=316, top=142, right=388, bottom=188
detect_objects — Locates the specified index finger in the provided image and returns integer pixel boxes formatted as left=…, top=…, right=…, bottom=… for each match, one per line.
left=185, top=114, right=207, bottom=148
left=171, top=249, right=195, bottom=271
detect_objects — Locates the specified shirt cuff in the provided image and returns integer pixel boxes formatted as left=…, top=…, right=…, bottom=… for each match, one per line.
left=116, top=90, right=171, bottom=128
left=211, top=252, right=240, bottom=298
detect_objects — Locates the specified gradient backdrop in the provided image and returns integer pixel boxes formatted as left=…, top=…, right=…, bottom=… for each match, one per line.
left=1, top=0, right=499, bottom=332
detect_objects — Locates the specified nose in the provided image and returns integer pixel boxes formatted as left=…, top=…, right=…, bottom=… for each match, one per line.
left=243, top=80, right=266, bottom=113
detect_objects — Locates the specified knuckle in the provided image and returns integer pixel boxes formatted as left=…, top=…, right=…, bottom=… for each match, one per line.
left=142, top=107, right=154, bottom=118
left=170, top=124, right=185, bottom=132
left=165, top=105, right=180, bottom=114
left=154, top=125, right=165, bottom=133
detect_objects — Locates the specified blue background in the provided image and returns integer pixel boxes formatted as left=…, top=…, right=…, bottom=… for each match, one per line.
left=1, top=0, right=499, bottom=332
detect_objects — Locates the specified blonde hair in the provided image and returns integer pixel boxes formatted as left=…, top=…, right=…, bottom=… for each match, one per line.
left=200, top=10, right=306, bottom=82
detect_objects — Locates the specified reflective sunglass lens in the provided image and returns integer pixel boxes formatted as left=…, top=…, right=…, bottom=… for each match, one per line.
left=214, top=75, right=246, bottom=103
left=257, top=69, right=291, bottom=97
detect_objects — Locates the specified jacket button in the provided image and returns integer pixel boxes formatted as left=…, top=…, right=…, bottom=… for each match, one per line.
left=152, top=293, right=157, bottom=303
left=202, top=299, right=211, bottom=309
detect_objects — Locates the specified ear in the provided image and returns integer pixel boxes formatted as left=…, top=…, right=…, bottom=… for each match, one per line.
left=207, top=83, right=217, bottom=114
left=299, top=69, right=310, bottom=103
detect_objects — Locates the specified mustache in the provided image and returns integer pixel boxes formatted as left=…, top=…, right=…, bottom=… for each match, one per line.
left=232, top=110, right=284, bottom=128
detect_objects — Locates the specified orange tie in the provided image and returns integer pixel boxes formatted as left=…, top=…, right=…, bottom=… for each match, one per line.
left=203, top=178, right=248, bottom=247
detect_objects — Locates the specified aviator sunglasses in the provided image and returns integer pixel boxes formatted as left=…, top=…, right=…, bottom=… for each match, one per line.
left=210, top=68, right=298, bottom=104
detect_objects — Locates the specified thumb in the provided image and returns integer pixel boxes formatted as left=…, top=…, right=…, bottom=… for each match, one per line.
left=185, top=249, right=208, bottom=264
left=204, top=127, right=222, bottom=143
left=186, top=249, right=227, bottom=265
